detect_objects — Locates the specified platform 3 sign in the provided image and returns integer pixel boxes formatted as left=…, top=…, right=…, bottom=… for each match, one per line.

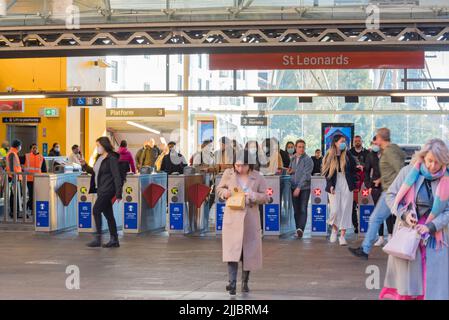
left=209, top=51, right=425, bottom=70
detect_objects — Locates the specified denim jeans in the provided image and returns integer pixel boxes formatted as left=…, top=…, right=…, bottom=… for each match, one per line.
left=361, top=192, right=392, bottom=254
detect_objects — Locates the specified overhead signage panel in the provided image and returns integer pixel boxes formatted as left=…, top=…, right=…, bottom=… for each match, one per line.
left=209, top=51, right=425, bottom=70
left=106, top=108, right=165, bottom=117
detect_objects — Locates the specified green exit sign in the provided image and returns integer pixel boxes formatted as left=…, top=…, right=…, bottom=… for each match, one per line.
left=43, top=108, right=59, bottom=118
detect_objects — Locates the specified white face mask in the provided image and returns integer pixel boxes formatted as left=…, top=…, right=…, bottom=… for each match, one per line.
left=54, top=147, right=60, bottom=152
left=97, top=146, right=104, bottom=155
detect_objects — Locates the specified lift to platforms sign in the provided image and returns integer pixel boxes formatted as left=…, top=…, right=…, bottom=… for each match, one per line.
left=209, top=51, right=425, bottom=70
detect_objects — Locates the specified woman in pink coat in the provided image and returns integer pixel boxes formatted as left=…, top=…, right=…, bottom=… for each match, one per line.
left=118, top=140, right=136, bottom=173
left=216, top=150, right=269, bottom=295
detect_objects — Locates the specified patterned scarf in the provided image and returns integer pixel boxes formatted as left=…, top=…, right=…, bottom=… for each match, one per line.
left=393, top=161, right=449, bottom=249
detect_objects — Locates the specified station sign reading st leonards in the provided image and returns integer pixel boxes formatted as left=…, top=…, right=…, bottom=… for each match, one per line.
left=209, top=51, right=425, bottom=70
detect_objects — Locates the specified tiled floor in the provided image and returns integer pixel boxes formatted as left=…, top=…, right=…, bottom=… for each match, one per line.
left=0, top=230, right=387, bottom=300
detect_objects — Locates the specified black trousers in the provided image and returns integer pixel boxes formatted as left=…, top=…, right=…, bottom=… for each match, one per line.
left=27, top=181, right=33, bottom=211
left=8, top=179, right=21, bottom=216
left=227, top=251, right=249, bottom=282
left=352, top=199, right=359, bottom=233
left=93, top=193, right=118, bottom=237
left=292, top=189, right=311, bottom=231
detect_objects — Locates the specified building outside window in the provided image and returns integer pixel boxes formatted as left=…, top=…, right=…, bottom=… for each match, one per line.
left=111, top=60, right=118, bottom=83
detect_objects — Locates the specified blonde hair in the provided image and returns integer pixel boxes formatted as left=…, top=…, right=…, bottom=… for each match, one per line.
left=411, top=138, right=449, bottom=167
left=322, top=138, right=347, bottom=178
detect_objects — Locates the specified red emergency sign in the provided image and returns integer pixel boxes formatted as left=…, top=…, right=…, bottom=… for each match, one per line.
left=362, top=189, right=370, bottom=197
left=313, top=188, right=321, bottom=196
left=266, top=188, right=273, bottom=196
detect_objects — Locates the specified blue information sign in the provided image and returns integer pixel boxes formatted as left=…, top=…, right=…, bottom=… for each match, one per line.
left=312, top=204, right=327, bottom=233
left=264, top=204, right=280, bottom=232
left=216, top=203, right=225, bottom=231
left=78, top=202, right=92, bottom=229
left=359, top=205, right=375, bottom=233
left=124, top=203, right=138, bottom=230
left=169, top=203, right=184, bottom=230
left=36, top=201, right=49, bottom=227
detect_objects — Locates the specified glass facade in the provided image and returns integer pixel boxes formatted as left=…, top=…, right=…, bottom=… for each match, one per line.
left=104, top=52, right=449, bottom=157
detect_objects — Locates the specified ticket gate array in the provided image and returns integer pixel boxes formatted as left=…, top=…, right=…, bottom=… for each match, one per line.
left=310, top=176, right=329, bottom=237
left=122, top=173, right=167, bottom=234
left=263, top=175, right=295, bottom=237
left=167, top=173, right=211, bottom=235
left=34, top=172, right=81, bottom=232
left=76, top=174, right=123, bottom=233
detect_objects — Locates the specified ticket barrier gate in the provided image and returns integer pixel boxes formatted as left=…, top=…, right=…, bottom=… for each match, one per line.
left=263, top=175, right=295, bottom=237
left=122, top=173, right=167, bottom=234
left=358, top=185, right=375, bottom=234
left=34, top=172, right=81, bottom=232
left=167, top=173, right=211, bottom=235
left=310, top=176, right=329, bottom=237
left=76, top=174, right=123, bottom=233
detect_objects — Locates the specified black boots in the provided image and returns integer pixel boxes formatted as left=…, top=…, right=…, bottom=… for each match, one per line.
left=242, top=271, right=250, bottom=293
left=226, top=281, right=237, bottom=295
left=103, top=235, right=120, bottom=248
left=86, top=235, right=102, bottom=248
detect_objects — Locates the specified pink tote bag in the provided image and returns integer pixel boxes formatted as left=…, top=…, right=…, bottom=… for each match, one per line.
left=383, top=223, right=421, bottom=261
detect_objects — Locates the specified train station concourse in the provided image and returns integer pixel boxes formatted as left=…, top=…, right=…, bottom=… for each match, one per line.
left=0, top=0, right=449, bottom=309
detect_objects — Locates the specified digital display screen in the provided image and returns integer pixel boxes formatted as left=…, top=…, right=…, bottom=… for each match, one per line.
left=321, top=123, right=354, bottom=154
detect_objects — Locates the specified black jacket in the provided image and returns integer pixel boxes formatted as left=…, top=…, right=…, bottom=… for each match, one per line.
left=82, top=152, right=123, bottom=199
left=324, top=153, right=357, bottom=193
left=161, top=152, right=187, bottom=175
left=279, top=149, right=291, bottom=168
left=364, top=151, right=381, bottom=189
left=311, top=156, right=322, bottom=175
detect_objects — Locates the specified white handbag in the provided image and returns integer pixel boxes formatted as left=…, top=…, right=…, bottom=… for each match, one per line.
left=383, top=222, right=421, bottom=261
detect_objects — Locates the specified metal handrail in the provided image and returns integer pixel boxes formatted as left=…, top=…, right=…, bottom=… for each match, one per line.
left=0, top=171, right=36, bottom=225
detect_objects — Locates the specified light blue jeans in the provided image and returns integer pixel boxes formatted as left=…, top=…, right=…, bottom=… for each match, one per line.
left=361, top=192, right=392, bottom=254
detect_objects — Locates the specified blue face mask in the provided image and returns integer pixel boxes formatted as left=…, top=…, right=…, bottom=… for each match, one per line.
left=287, top=148, right=294, bottom=155
left=339, top=142, right=347, bottom=151
left=372, top=145, right=380, bottom=153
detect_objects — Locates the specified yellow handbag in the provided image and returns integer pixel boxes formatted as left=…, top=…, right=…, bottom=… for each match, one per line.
left=226, top=187, right=246, bottom=210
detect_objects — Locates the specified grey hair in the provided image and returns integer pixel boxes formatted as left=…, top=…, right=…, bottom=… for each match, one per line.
left=411, top=138, right=449, bottom=166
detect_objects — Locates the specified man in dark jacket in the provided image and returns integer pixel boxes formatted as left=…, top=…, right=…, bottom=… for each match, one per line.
left=311, top=149, right=323, bottom=175
left=349, top=135, right=369, bottom=234
left=161, top=142, right=187, bottom=174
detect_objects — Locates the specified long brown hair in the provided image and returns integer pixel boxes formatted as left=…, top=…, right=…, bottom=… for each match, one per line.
left=321, top=134, right=347, bottom=178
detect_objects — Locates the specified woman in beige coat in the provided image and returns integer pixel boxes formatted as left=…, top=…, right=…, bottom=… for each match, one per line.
left=216, top=151, right=269, bottom=296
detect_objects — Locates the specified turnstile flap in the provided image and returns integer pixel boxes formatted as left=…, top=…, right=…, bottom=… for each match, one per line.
left=143, top=183, right=166, bottom=208
left=187, top=183, right=210, bottom=208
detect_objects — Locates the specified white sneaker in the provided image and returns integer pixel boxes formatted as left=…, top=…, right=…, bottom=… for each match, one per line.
left=339, top=236, right=347, bottom=246
left=374, top=236, right=385, bottom=247
left=330, top=230, right=338, bottom=243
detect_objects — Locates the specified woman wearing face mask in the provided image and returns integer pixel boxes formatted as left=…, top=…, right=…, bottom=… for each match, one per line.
left=216, top=150, right=269, bottom=296
left=80, top=137, right=123, bottom=248
left=380, top=138, right=449, bottom=300
left=322, top=134, right=357, bottom=245
left=244, top=140, right=262, bottom=171
left=280, top=141, right=295, bottom=168
left=48, top=143, right=61, bottom=157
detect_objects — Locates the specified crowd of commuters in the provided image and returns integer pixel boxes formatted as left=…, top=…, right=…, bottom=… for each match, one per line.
left=1, top=129, right=448, bottom=299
